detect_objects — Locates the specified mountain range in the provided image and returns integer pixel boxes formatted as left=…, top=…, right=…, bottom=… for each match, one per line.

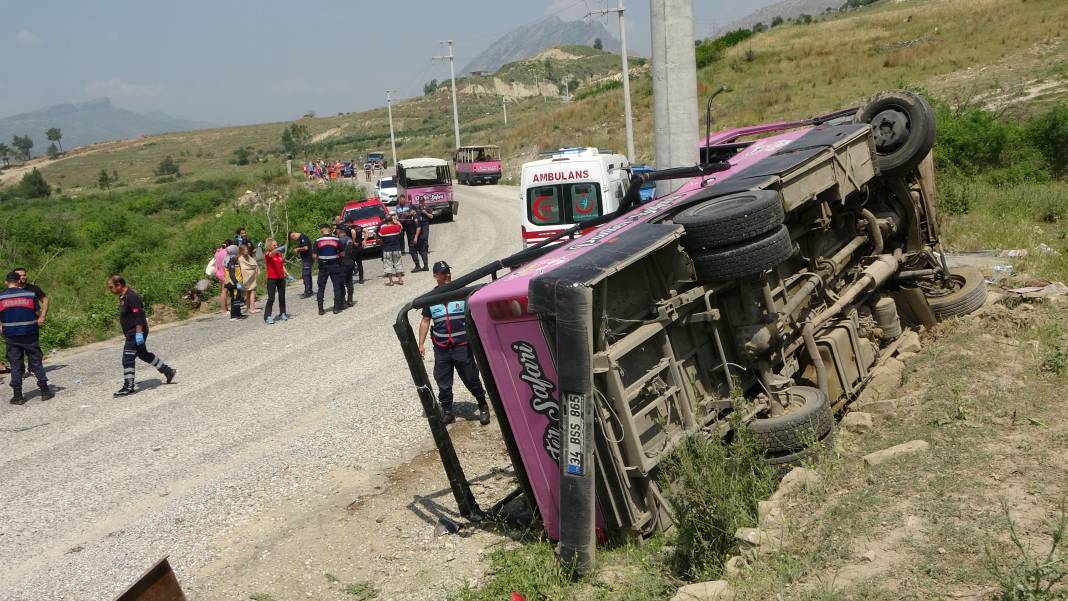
left=462, top=15, right=621, bottom=75
left=0, top=98, right=213, bottom=155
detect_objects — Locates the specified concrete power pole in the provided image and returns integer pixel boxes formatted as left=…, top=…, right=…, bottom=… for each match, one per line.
left=501, top=96, right=508, bottom=125
left=386, top=90, right=399, bottom=169
left=588, top=0, right=635, bottom=163
left=433, top=40, right=461, bottom=149
left=650, top=0, right=699, bottom=196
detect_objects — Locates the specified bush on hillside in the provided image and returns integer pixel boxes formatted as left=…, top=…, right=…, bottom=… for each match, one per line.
left=17, top=168, right=51, bottom=199
left=1028, top=103, right=1068, bottom=178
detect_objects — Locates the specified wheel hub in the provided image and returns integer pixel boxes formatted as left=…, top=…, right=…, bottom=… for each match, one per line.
left=871, top=108, right=910, bottom=153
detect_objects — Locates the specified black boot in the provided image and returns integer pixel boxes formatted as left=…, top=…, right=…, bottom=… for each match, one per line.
left=39, top=385, right=55, bottom=401
left=478, top=405, right=491, bottom=426
left=9, top=388, right=25, bottom=405
left=442, top=407, right=455, bottom=424
left=113, top=383, right=138, bottom=397
left=162, top=366, right=177, bottom=384
left=318, top=306, right=325, bottom=316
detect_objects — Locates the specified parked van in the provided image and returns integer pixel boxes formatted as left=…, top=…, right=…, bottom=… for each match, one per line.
left=396, top=157, right=456, bottom=221
left=519, top=147, right=629, bottom=247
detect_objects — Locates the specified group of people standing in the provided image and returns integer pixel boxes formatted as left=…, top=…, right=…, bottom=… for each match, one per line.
left=303, top=159, right=381, bottom=182
left=210, top=227, right=283, bottom=322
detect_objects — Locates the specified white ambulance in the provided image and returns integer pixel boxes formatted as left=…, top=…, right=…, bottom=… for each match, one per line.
left=519, top=147, right=631, bottom=247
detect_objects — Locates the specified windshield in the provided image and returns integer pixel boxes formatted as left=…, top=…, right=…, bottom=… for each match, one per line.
left=343, top=205, right=386, bottom=221
left=401, top=165, right=449, bottom=187
left=378, top=177, right=395, bottom=188
left=368, top=153, right=384, bottom=160
left=458, top=147, right=500, bottom=162
left=526, top=182, right=603, bottom=226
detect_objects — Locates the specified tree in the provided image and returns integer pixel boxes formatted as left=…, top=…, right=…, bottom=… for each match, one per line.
left=17, top=168, right=51, bottom=198
left=280, top=123, right=311, bottom=158
left=47, top=143, right=59, bottom=159
left=798, top=13, right=813, bottom=24
left=1028, top=103, right=1068, bottom=177
left=46, top=127, right=62, bottom=153
left=423, top=79, right=439, bottom=96
left=752, top=22, right=767, bottom=32
left=155, top=155, right=180, bottom=177
left=593, top=37, right=603, bottom=50
left=771, top=15, right=784, bottom=27
left=98, top=168, right=112, bottom=190
left=12, top=135, right=33, bottom=160
left=0, top=143, right=10, bottom=167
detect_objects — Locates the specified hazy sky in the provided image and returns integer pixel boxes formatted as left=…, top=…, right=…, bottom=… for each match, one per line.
left=3, top=0, right=774, bottom=126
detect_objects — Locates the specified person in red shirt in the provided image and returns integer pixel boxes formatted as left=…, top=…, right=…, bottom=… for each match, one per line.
left=263, top=238, right=290, bottom=324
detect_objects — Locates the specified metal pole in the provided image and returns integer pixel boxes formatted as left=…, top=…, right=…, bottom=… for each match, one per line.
left=386, top=90, right=398, bottom=169
left=434, top=40, right=462, bottom=149
left=502, top=96, right=508, bottom=125
left=650, top=0, right=699, bottom=196
left=588, top=1, right=635, bottom=163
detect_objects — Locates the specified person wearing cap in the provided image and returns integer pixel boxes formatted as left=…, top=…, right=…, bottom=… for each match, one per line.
left=288, top=231, right=314, bottom=298
left=417, top=261, right=490, bottom=425
left=336, top=223, right=357, bottom=308
left=313, top=223, right=345, bottom=315
left=1, top=271, right=53, bottom=404
left=106, top=275, right=176, bottom=397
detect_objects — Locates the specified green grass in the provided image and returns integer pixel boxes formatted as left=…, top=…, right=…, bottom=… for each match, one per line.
left=344, top=580, right=379, bottom=599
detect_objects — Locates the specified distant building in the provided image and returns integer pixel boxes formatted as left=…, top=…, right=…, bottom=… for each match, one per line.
left=469, top=70, right=494, bottom=77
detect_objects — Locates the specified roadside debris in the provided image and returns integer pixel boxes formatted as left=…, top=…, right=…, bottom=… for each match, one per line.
left=840, top=412, right=875, bottom=434
left=863, top=440, right=930, bottom=466
left=670, top=579, right=735, bottom=601
left=1007, top=281, right=1068, bottom=299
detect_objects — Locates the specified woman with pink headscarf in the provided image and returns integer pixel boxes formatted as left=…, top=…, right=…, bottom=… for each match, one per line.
left=213, top=240, right=232, bottom=314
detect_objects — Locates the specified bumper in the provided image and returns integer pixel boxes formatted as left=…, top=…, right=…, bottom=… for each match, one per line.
left=424, top=202, right=456, bottom=217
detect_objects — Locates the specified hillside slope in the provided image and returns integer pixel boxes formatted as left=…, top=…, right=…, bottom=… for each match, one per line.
left=461, top=15, right=620, bottom=74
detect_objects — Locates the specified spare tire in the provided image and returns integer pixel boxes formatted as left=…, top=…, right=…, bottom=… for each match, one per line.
left=690, top=225, right=794, bottom=282
left=747, top=386, right=834, bottom=454
left=764, top=431, right=835, bottom=468
left=675, top=190, right=785, bottom=250
left=855, top=90, right=936, bottom=176
left=924, top=266, right=988, bottom=320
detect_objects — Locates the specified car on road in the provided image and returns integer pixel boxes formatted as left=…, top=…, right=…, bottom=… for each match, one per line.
left=397, top=90, right=986, bottom=570
left=376, top=176, right=398, bottom=205
left=367, top=151, right=387, bottom=169
left=339, top=197, right=388, bottom=250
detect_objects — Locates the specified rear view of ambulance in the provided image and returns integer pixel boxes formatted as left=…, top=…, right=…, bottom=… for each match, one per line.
left=519, top=147, right=629, bottom=247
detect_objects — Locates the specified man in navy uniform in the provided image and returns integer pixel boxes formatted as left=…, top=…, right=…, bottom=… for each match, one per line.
left=289, top=230, right=314, bottom=297
left=107, top=275, right=176, bottom=397
left=313, top=223, right=345, bottom=315
left=1, top=272, right=53, bottom=404
left=417, top=261, right=490, bottom=425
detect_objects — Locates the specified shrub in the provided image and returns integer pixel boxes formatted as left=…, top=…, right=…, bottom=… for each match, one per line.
left=154, top=155, right=180, bottom=177
left=1028, top=103, right=1068, bottom=178
left=658, top=425, right=778, bottom=580
left=16, top=168, right=51, bottom=198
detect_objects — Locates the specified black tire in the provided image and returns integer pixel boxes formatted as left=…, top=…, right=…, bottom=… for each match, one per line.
left=675, top=190, right=785, bottom=251
left=924, top=266, right=987, bottom=320
left=764, top=431, right=835, bottom=468
left=690, top=225, right=794, bottom=282
left=747, top=386, right=834, bottom=454
left=855, top=90, right=936, bottom=176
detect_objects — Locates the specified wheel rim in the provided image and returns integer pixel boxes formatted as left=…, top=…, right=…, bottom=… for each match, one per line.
left=871, top=107, right=910, bottom=154
left=921, top=273, right=965, bottom=300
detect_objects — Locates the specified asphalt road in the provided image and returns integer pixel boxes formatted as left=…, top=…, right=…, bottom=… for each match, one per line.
left=0, top=183, right=521, bottom=601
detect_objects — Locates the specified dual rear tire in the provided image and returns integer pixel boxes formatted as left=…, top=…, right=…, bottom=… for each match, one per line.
left=674, top=190, right=794, bottom=282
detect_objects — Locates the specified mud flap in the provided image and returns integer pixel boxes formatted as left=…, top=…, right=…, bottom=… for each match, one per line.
left=113, top=557, right=185, bottom=601
left=450, top=200, right=459, bottom=216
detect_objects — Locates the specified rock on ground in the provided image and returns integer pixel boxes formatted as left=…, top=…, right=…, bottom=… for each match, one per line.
left=770, top=466, right=820, bottom=501
left=671, top=579, right=734, bottom=601
left=840, top=411, right=875, bottom=433
left=863, top=440, right=930, bottom=466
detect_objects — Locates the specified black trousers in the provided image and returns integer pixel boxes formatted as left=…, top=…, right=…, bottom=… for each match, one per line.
left=341, top=264, right=355, bottom=302
left=316, top=262, right=343, bottom=310
left=227, top=285, right=243, bottom=318
left=433, top=345, right=487, bottom=411
left=265, top=277, right=287, bottom=317
left=301, top=260, right=314, bottom=295
left=5, top=334, right=47, bottom=390
left=410, top=233, right=429, bottom=270
left=122, top=332, right=167, bottom=384
left=353, top=250, right=364, bottom=283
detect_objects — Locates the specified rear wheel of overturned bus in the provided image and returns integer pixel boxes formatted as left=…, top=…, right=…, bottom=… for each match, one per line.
left=855, top=90, right=937, bottom=176
left=921, top=266, right=988, bottom=320
left=747, top=386, right=834, bottom=455
left=675, top=190, right=785, bottom=251
left=690, top=225, right=795, bottom=283
left=764, top=431, right=835, bottom=469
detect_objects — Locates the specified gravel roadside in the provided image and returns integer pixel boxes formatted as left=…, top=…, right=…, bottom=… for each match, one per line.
left=0, top=184, right=522, bottom=601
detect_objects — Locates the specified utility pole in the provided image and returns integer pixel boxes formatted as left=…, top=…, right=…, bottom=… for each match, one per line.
left=588, top=0, right=635, bottom=163
left=433, top=40, right=461, bottom=149
left=650, top=0, right=699, bottom=196
left=386, top=90, right=398, bottom=169
left=501, top=96, right=508, bottom=125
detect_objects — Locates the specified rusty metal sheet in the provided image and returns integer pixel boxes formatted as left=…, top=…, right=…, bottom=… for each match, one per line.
left=113, top=557, right=186, bottom=601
